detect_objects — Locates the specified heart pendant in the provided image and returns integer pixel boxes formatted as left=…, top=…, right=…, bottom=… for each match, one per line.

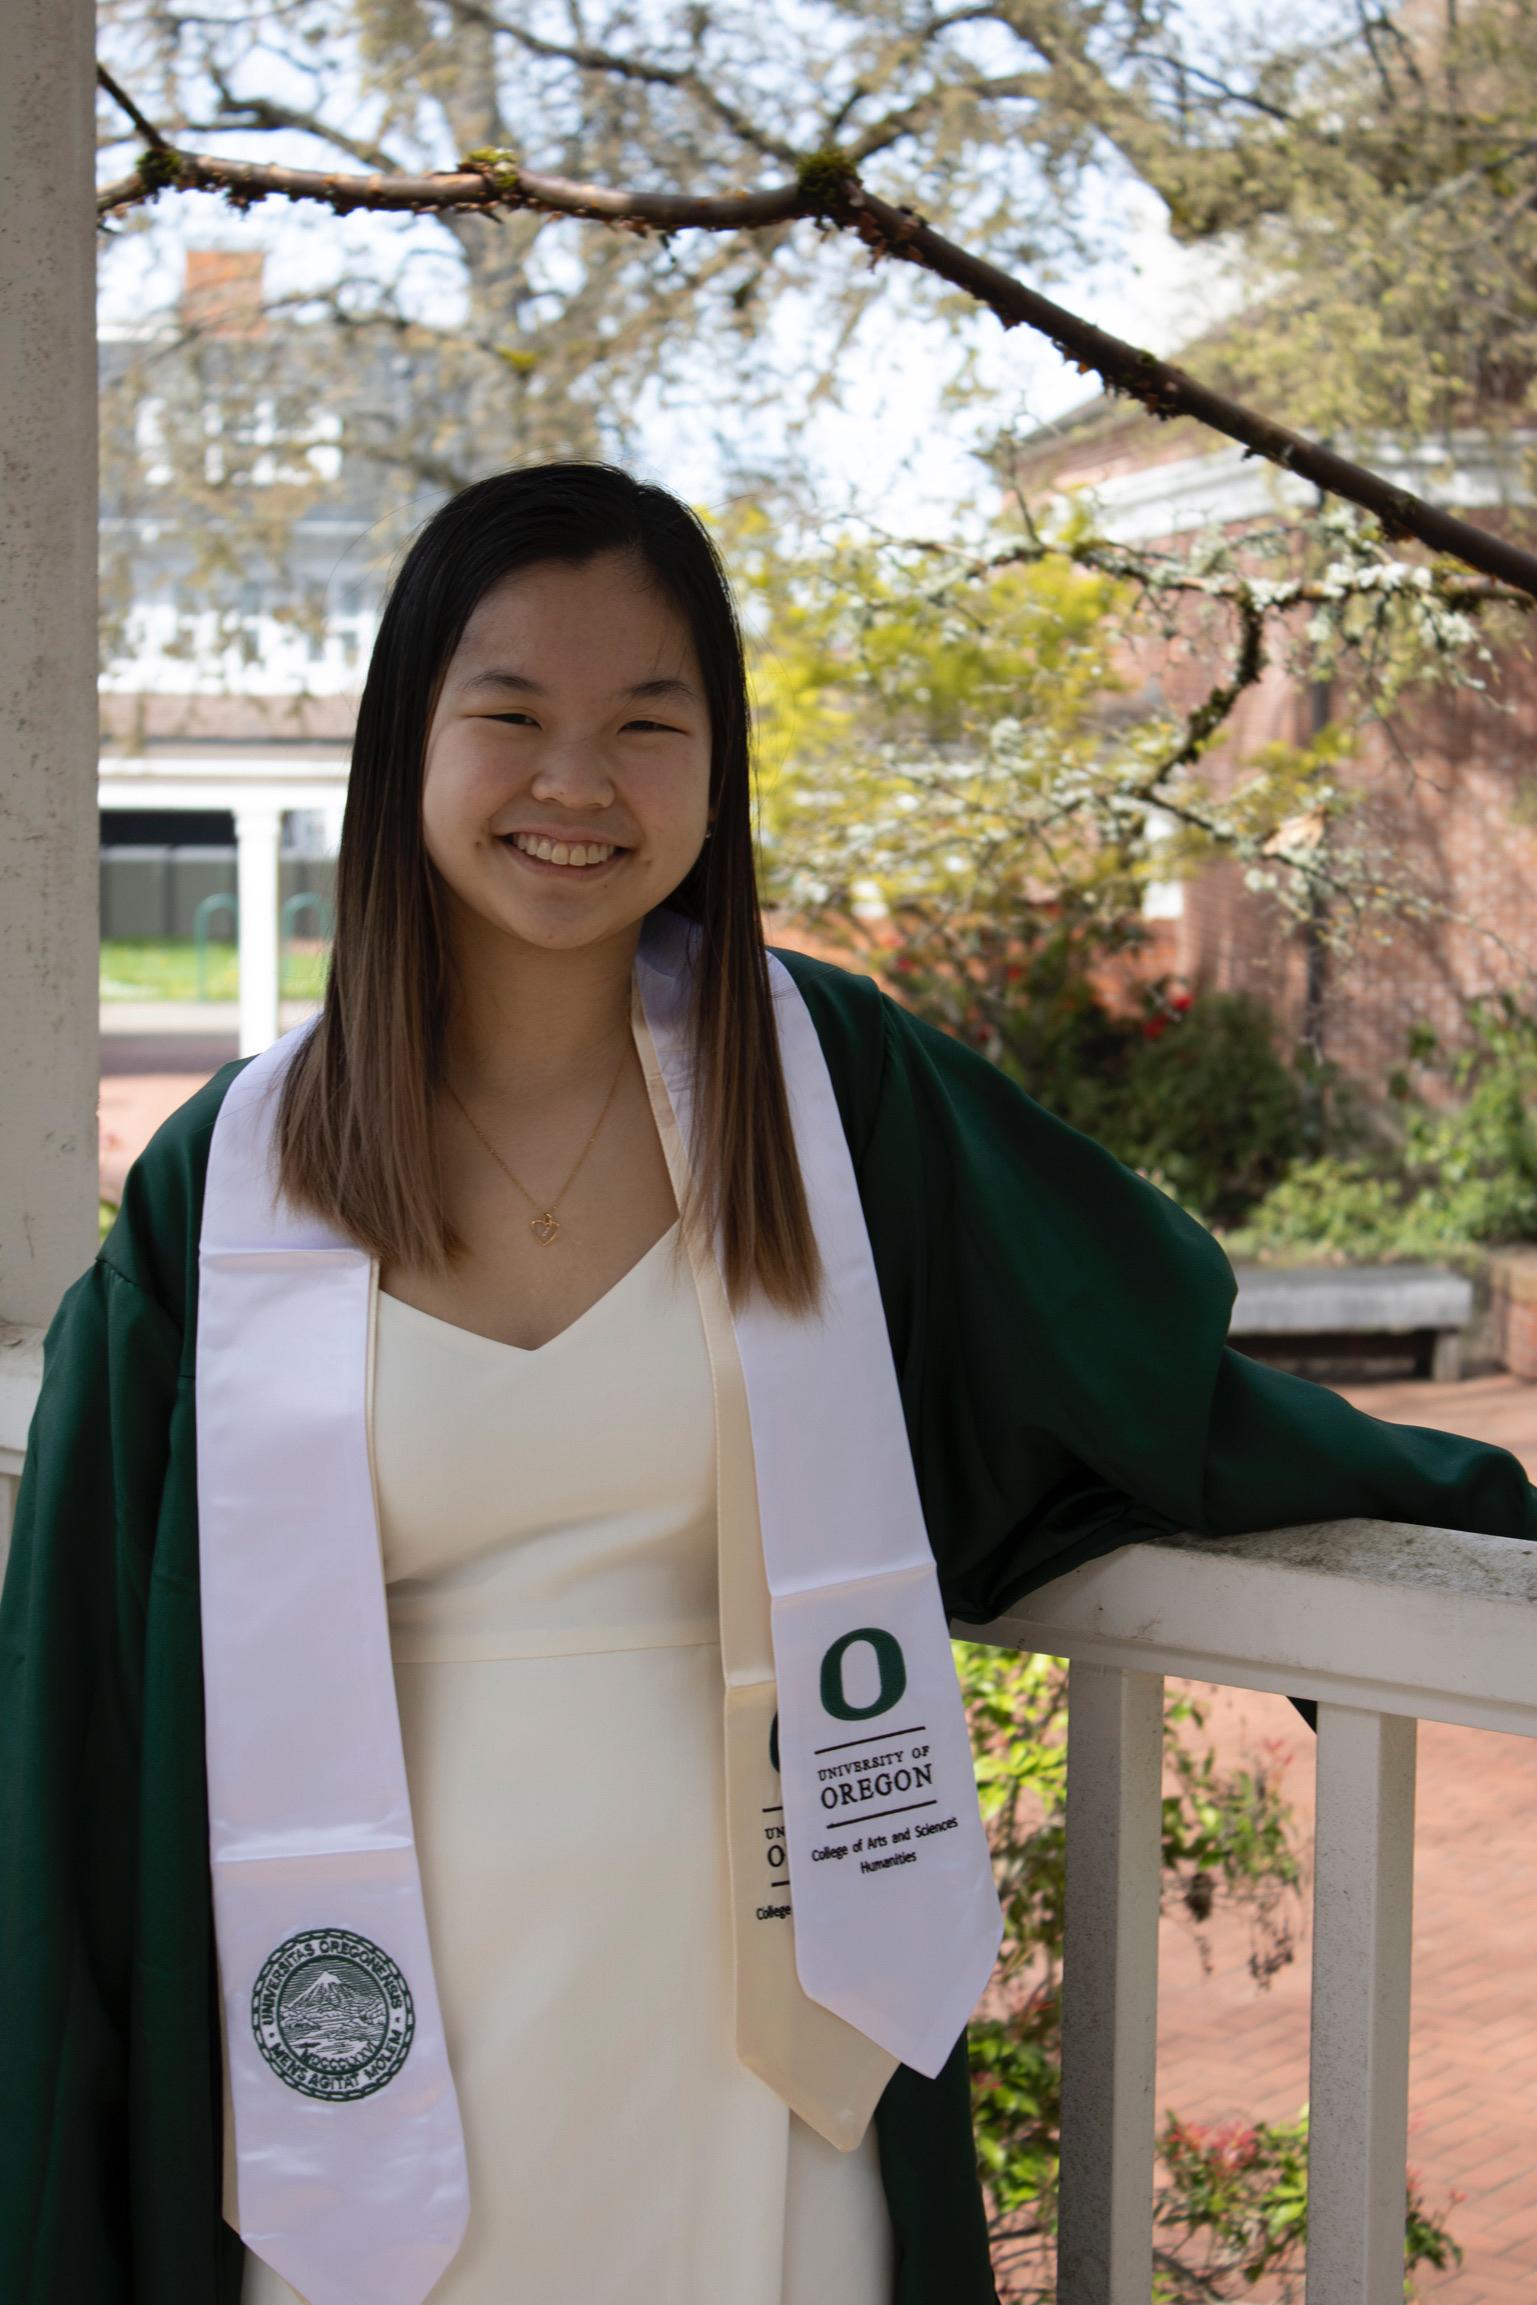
left=530, top=1213, right=560, bottom=1246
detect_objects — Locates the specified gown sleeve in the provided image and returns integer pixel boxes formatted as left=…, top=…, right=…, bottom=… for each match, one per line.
left=0, top=1253, right=178, bottom=2299
left=0, top=1089, right=244, bottom=2302
left=849, top=983, right=1537, bottom=1666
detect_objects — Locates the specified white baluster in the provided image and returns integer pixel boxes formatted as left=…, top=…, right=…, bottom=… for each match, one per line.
left=1306, top=1703, right=1417, bottom=2305
left=1057, top=1661, right=1164, bottom=2305
left=234, top=800, right=283, bottom=1057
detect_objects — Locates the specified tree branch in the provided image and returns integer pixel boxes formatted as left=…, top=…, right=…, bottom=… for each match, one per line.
left=97, top=63, right=171, bottom=150
left=448, top=0, right=803, bottom=168
left=91, top=97, right=1537, bottom=602
left=189, top=76, right=409, bottom=178
left=1117, top=47, right=1300, bottom=130
left=842, top=72, right=1049, bottom=166
left=874, top=511, right=1537, bottom=620
left=1132, top=592, right=1269, bottom=797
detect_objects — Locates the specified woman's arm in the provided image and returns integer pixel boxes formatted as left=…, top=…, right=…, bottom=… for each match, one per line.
left=849, top=982, right=1537, bottom=1636
left=1200, top=1345, right=1537, bottom=1546
left=0, top=1079, right=244, bottom=2302
left=0, top=1255, right=175, bottom=2300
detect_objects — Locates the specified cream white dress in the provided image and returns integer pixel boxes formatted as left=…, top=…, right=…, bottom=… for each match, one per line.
left=237, top=1216, right=895, bottom=2304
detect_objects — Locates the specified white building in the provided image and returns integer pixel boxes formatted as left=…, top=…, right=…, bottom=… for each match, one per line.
left=96, top=246, right=429, bottom=1052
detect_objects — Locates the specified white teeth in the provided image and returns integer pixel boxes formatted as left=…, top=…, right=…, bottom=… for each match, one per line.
left=510, top=833, right=617, bottom=867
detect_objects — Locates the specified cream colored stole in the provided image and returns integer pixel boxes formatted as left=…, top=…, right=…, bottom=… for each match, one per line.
left=631, top=978, right=902, bottom=2147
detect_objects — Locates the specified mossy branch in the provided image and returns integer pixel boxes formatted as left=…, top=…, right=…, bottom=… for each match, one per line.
left=92, top=65, right=1537, bottom=603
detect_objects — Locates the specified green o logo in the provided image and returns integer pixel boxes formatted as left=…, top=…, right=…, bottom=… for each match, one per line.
left=820, top=1627, right=907, bottom=1721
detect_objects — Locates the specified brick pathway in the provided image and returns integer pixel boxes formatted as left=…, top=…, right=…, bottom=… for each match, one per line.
left=95, top=1046, right=1537, bottom=2300
left=100, top=1072, right=214, bottom=1200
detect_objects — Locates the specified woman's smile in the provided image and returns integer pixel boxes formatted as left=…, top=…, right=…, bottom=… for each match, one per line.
left=496, top=832, right=631, bottom=880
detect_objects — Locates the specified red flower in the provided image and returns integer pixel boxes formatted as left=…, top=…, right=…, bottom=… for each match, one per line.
left=1169, top=989, right=1193, bottom=1015
left=1142, top=1016, right=1168, bottom=1040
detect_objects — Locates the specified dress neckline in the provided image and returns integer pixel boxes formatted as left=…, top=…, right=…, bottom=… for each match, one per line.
left=378, top=1218, right=681, bottom=1359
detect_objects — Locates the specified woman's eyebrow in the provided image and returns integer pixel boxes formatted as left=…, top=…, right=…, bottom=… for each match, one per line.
left=458, top=669, right=700, bottom=704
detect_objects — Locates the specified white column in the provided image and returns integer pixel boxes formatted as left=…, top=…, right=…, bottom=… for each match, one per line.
left=1056, top=1661, right=1164, bottom=2305
left=0, top=0, right=98, bottom=1325
left=1306, top=1703, right=1418, bottom=2305
left=235, top=802, right=283, bottom=1056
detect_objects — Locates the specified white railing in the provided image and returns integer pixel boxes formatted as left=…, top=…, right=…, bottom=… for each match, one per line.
left=957, top=1518, right=1537, bottom=2305
left=3, top=1330, right=1533, bottom=2303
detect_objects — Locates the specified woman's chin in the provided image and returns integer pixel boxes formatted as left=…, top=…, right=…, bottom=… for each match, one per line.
left=470, top=888, right=656, bottom=957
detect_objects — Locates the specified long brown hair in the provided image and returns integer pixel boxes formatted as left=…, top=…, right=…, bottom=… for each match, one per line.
left=275, top=460, right=825, bottom=1315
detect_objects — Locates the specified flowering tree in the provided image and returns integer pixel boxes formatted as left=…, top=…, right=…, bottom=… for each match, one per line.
left=727, top=487, right=1532, bottom=1034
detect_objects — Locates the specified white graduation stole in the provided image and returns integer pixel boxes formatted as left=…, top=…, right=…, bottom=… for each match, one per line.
left=198, top=906, right=1002, bottom=2303
left=197, top=1085, right=472, bottom=2300
left=633, top=917, right=1004, bottom=2071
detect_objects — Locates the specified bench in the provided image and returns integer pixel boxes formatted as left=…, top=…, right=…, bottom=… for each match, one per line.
left=1229, top=1263, right=1473, bottom=1382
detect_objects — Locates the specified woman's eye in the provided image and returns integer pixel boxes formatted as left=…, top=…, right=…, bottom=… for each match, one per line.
left=484, top=714, right=674, bottom=732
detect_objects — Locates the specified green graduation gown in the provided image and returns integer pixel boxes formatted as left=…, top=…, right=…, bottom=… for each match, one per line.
left=4, top=941, right=1535, bottom=2305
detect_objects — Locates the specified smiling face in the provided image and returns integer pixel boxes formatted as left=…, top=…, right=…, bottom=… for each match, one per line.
left=420, top=547, right=714, bottom=972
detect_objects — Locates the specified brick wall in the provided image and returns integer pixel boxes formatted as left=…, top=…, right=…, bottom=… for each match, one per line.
left=1020, top=477, right=1537, bottom=1098
left=1488, top=1250, right=1537, bottom=1380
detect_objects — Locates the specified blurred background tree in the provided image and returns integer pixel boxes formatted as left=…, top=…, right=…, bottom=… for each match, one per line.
left=716, top=484, right=1525, bottom=1230
left=96, top=0, right=1537, bottom=655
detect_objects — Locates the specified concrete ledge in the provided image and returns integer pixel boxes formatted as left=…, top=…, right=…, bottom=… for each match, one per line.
left=1231, top=1263, right=1473, bottom=1334
left=1230, top=1263, right=1473, bottom=1380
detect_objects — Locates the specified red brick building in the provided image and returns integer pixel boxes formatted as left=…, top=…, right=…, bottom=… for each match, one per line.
left=1001, top=395, right=1537, bottom=1100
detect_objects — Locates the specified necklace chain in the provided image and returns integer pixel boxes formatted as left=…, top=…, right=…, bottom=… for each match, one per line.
left=442, top=1031, right=630, bottom=1247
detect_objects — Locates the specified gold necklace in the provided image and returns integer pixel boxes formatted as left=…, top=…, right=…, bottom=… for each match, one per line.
left=443, top=1033, right=630, bottom=1247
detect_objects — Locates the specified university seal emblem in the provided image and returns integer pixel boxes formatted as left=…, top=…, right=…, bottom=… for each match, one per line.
left=251, top=1926, right=416, bottom=2102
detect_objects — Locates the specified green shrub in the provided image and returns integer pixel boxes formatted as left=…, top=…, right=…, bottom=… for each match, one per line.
left=890, top=923, right=1317, bottom=1228
left=1226, top=994, right=1537, bottom=1264
left=1111, top=989, right=1312, bottom=1227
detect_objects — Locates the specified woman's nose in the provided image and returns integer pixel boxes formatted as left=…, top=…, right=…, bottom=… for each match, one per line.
left=528, top=745, right=616, bottom=802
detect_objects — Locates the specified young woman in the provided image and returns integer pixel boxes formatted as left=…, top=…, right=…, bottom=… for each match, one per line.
left=3, top=461, right=1534, bottom=2305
